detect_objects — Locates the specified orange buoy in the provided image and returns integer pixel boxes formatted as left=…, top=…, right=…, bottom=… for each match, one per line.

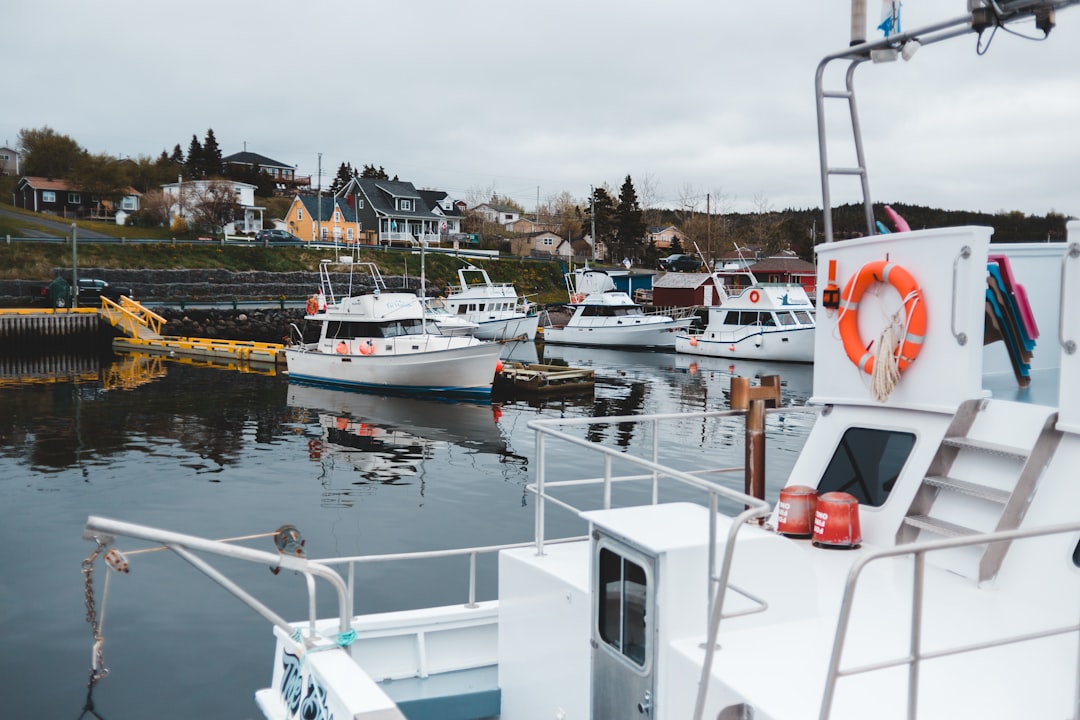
left=812, top=492, right=862, bottom=549
left=689, top=336, right=698, bottom=347
left=495, top=360, right=503, bottom=373
left=335, top=341, right=348, bottom=354
left=776, top=485, right=818, bottom=538
left=837, top=260, right=926, bottom=376
left=357, top=339, right=374, bottom=355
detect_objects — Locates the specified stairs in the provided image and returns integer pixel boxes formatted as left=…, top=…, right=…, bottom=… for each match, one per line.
left=898, top=398, right=1062, bottom=583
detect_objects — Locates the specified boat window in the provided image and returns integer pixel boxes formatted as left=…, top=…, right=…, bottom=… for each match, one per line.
left=598, top=547, right=648, bottom=667
left=795, top=310, right=813, bottom=325
left=457, top=306, right=468, bottom=315
left=326, top=321, right=381, bottom=339
left=817, top=427, right=916, bottom=507
left=1073, top=538, right=1080, bottom=569
left=777, top=312, right=796, bottom=326
left=723, top=311, right=743, bottom=326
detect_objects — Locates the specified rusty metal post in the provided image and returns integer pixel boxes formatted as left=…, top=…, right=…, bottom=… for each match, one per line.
left=729, top=375, right=782, bottom=508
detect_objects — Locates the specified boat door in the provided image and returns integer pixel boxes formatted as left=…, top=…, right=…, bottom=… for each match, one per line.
left=592, top=535, right=657, bottom=717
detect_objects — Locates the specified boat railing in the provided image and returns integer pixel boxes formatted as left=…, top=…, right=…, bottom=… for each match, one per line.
left=818, top=520, right=1080, bottom=720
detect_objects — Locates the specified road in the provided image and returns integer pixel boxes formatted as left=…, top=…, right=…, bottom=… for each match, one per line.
left=0, top=208, right=115, bottom=239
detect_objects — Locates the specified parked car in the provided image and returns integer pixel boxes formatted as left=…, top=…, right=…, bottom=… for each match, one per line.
left=255, top=229, right=302, bottom=243
left=658, top=254, right=704, bottom=272
left=32, top=277, right=135, bottom=307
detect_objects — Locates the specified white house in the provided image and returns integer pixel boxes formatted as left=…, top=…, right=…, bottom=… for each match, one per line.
left=161, top=178, right=264, bottom=235
left=472, top=202, right=521, bottom=227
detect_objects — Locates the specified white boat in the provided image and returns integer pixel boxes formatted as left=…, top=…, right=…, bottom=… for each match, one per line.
left=423, top=297, right=481, bottom=336
left=441, top=264, right=541, bottom=341
left=284, top=258, right=503, bottom=398
left=80, top=3, right=1080, bottom=719
left=542, top=267, right=696, bottom=348
left=675, top=280, right=816, bottom=362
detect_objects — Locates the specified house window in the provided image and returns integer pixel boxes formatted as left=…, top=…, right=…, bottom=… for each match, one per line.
left=543, top=237, right=553, bottom=246
left=121, top=197, right=136, bottom=210
left=298, top=208, right=304, bottom=221
left=68, top=193, right=81, bottom=204
left=503, top=214, right=513, bottom=222
left=356, top=198, right=364, bottom=209
left=42, top=191, right=56, bottom=203
left=399, top=199, right=412, bottom=211
left=334, top=211, right=340, bottom=222
left=320, top=227, right=329, bottom=240
left=346, top=228, right=354, bottom=241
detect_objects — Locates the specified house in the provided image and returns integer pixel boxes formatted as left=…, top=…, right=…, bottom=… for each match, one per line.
left=510, top=231, right=568, bottom=259
left=417, top=189, right=465, bottom=237
left=222, top=151, right=310, bottom=194
left=747, top=255, right=817, bottom=293
left=0, top=146, right=19, bottom=176
left=14, top=176, right=141, bottom=224
left=652, top=272, right=724, bottom=307
left=648, top=225, right=690, bottom=251
left=508, top=217, right=559, bottom=235
left=161, top=178, right=263, bottom=234
left=282, top=194, right=361, bottom=244
left=472, top=202, right=521, bottom=227
left=336, top=177, right=444, bottom=247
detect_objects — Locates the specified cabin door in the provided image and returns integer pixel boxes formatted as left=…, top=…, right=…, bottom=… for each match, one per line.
left=592, top=537, right=657, bottom=718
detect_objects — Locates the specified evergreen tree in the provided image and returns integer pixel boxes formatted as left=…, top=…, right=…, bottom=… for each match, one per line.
left=330, top=162, right=355, bottom=194
left=185, top=135, right=204, bottom=178
left=585, top=187, right=617, bottom=260
left=361, top=164, right=389, bottom=179
left=614, top=175, right=646, bottom=264
left=202, top=128, right=223, bottom=177
left=170, top=144, right=185, bottom=165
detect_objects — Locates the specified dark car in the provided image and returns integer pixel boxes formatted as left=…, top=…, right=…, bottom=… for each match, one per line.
left=659, top=254, right=703, bottom=272
left=33, top=277, right=134, bottom=307
left=256, top=229, right=302, bottom=243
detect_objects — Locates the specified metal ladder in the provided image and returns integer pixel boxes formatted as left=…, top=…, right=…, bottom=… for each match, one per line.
left=897, top=398, right=1063, bottom=583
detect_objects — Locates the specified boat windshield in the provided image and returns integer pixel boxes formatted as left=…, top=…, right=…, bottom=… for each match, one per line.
left=580, top=306, right=644, bottom=318
left=325, top=319, right=427, bottom=339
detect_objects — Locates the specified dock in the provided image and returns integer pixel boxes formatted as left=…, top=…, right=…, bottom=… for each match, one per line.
left=494, top=361, right=594, bottom=395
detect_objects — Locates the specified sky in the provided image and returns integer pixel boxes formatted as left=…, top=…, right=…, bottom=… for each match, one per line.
left=5, top=0, right=1078, bottom=219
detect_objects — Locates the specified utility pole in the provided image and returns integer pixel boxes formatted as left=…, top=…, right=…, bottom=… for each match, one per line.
left=316, top=153, right=322, bottom=244
left=707, top=192, right=711, bottom=264
left=590, top=186, right=596, bottom=263
left=71, top=223, right=78, bottom=309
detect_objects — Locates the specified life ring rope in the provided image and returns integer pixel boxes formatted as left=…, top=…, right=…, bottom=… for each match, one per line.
left=836, top=260, right=927, bottom=401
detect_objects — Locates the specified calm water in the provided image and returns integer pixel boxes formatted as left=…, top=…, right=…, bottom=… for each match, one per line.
left=0, top=343, right=815, bottom=720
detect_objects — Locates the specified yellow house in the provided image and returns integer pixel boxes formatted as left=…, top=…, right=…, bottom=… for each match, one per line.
left=283, top=194, right=363, bottom=244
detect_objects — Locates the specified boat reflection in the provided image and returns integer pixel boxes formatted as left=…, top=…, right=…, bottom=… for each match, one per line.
left=674, top=354, right=815, bottom=404
left=287, top=383, right=524, bottom=505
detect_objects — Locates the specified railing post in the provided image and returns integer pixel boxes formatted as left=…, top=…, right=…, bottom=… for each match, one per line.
left=535, top=430, right=545, bottom=556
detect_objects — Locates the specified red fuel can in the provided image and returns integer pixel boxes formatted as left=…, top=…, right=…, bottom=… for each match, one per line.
left=776, top=485, right=818, bottom=537
left=812, top=491, right=862, bottom=548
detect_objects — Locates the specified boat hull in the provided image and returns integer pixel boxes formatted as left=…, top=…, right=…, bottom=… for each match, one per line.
left=675, top=326, right=814, bottom=362
left=473, top=314, right=540, bottom=341
left=285, top=338, right=503, bottom=398
left=543, top=317, right=694, bottom=348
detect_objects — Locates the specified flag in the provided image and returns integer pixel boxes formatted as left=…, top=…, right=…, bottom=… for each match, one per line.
left=877, top=0, right=900, bottom=37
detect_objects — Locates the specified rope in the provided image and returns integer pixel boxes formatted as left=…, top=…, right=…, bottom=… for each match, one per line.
left=870, top=288, right=919, bottom=402
left=81, top=541, right=109, bottom=688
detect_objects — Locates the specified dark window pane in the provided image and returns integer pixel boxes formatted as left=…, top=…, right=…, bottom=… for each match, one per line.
left=817, top=427, right=915, bottom=506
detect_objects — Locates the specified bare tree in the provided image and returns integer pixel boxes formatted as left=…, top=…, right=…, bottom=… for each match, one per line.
left=139, top=189, right=172, bottom=227
left=187, top=180, right=242, bottom=237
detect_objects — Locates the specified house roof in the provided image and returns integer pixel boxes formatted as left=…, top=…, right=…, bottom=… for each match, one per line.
left=297, top=195, right=359, bottom=223
left=18, top=176, right=141, bottom=196
left=222, top=151, right=294, bottom=170
left=418, top=189, right=463, bottom=217
left=475, top=202, right=518, bottom=214
left=353, top=178, right=439, bottom=220
left=648, top=225, right=682, bottom=234
left=749, top=257, right=816, bottom=274
left=652, top=272, right=714, bottom=289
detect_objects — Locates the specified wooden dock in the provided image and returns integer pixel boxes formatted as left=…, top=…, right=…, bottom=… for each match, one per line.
left=494, top=361, right=594, bottom=395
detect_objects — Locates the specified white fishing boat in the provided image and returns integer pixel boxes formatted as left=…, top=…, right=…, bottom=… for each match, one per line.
left=542, top=267, right=696, bottom=348
left=441, top=264, right=541, bottom=341
left=80, top=3, right=1080, bottom=719
left=423, top=297, right=481, bottom=337
left=675, top=280, right=816, bottom=362
left=284, top=258, right=503, bottom=398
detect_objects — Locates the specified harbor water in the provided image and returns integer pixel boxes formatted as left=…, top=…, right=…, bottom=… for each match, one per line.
left=0, top=342, right=815, bottom=719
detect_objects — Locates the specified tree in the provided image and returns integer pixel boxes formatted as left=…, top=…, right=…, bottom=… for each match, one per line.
left=614, top=175, right=646, bottom=265
left=330, top=162, right=356, bottom=194
left=137, top=189, right=173, bottom=227
left=69, top=152, right=130, bottom=213
left=185, top=135, right=204, bottom=179
left=187, top=180, right=241, bottom=237
left=169, top=144, right=185, bottom=165
left=360, top=164, right=390, bottom=180
left=18, top=126, right=83, bottom=178
left=585, top=186, right=617, bottom=261
left=201, top=129, right=223, bottom=177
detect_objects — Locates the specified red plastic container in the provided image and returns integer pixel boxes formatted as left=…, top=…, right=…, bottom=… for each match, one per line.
left=776, top=485, right=818, bottom=537
left=812, top=491, right=862, bottom=548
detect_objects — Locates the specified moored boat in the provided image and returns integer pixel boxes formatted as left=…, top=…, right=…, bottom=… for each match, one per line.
left=542, top=267, right=696, bottom=348
left=284, top=258, right=503, bottom=398
left=441, top=264, right=541, bottom=341
left=675, top=281, right=816, bottom=362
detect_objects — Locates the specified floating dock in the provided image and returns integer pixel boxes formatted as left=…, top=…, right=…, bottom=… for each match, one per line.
left=494, top=361, right=594, bottom=395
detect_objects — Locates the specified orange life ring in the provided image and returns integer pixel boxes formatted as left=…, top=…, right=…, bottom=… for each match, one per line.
left=749, top=289, right=760, bottom=303
left=307, top=296, right=319, bottom=315
left=837, top=260, right=927, bottom=375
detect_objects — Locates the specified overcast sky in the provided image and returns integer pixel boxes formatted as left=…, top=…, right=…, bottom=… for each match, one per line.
left=5, top=1, right=1078, bottom=218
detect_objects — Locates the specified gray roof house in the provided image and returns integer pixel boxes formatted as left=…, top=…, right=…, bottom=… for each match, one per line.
left=337, top=178, right=443, bottom=247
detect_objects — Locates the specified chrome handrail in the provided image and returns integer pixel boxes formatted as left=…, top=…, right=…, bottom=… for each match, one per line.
left=1060, top=243, right=1079, bottom=355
